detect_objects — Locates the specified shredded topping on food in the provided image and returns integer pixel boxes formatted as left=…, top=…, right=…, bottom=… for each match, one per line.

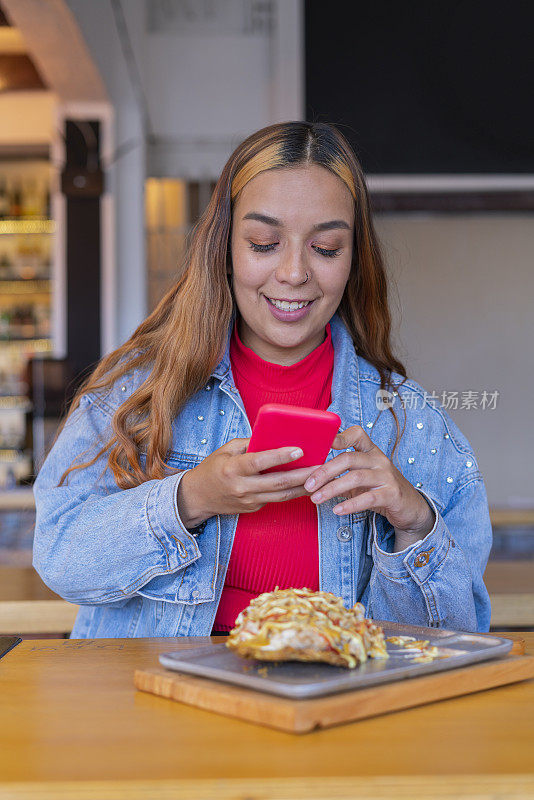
left=411, top=654, right=435, bottom=663
left=226, top=587, right=389, bottom=668
left=386, top=635, right=416, bottom=646
left=386, top=635, right=447, bottom=662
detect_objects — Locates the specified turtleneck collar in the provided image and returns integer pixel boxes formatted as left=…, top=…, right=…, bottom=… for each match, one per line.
left=230, top=321, right=333, bottom=393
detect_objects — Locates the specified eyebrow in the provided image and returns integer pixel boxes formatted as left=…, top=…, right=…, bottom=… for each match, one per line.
left=242, top=212, right=351, bottom=232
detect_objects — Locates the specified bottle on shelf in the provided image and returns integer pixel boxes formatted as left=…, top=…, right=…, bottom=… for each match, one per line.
left=0, top=251, right=13, bottom=279
left=0, top=350, right=22, bottom=395
left=0, top=350, right=30, bottom=396
left=44, top=183, right=51, bottom=218
left=0, top=177, right=10, bottom=219
left=9, top=180, right=23, bottom=218
left=4, top=467, right=17, bottom=490
left=22, top=179, right=42, bottom=218
left=0, top=311, right=10, bottom=340
left=34, top=304, right=51, bottom=339
left=5, top=306, right=35, bottom=340
left=20, top=305, right=36, bottom=340
left=0, top=407, right=26, bottom=449
left=13, top=234, right=45, bottom=280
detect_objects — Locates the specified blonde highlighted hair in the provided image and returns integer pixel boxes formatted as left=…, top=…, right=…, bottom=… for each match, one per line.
left=58, top=121, right=407, bottom=489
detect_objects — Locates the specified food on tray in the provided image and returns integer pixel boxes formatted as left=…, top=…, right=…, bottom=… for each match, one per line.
left=386, top=635, right=416, bottom=646
left=386, top=635, right=445, bottom=662
left=226, top=587, right=389, bottom=668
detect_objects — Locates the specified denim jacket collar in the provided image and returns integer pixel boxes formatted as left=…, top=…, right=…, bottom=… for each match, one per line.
left=210, top=311, right=362, bottom=430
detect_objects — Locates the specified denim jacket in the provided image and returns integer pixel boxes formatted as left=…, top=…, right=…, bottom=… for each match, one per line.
left=33, top=314, right=492, bottom=637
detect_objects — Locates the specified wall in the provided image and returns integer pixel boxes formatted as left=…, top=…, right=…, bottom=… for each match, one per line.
left=144, top=0, right=302, bottom=177
left=375, top=214, right=534, bottom=507
left=0, top=92, right=56, bottom=143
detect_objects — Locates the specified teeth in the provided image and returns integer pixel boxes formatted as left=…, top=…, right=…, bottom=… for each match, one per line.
left=269, top=298, right=310, bottom=311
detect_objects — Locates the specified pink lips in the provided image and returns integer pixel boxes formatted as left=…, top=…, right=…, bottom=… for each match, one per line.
left=264, top=296, right=314, bottom=322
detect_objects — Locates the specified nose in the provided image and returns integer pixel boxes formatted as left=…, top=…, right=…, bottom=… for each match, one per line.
left=274, top=244, right=309, bottom=286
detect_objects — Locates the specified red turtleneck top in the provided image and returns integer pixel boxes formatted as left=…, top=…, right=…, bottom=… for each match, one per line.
left=212, top=322, right=334, bottom=632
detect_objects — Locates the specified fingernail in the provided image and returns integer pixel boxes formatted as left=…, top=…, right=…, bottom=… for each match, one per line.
left=311, top=491, right=323, bottom=502
left=291, top=448, right=303, bottom=459
left=304, top=477, right=316, bottom=490
left=333, top=504, right=343, bottom=514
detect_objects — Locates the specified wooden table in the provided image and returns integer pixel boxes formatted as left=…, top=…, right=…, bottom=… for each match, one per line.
left=0, top=635, right=533, bottom=799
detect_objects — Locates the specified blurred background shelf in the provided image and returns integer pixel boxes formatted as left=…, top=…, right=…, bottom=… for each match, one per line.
left=0, top=279, right=51, bottom=291
left=0, top=150, right=57, bottom=494
left=0, top=486, right=34, bottom=509
left=0, top=338, right=52, bottom=351
left=0, top=218, right=54, bottom=234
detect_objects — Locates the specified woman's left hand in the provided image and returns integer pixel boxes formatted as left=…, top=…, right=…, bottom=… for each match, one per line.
left=303, top=425, right=435, bottom=536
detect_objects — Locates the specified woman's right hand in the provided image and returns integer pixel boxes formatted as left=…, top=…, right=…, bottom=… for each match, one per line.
left=176, top=438, right=317, bottom=529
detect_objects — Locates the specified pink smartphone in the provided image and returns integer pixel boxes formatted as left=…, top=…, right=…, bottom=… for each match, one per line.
left=247, top=403, right=342, bottom=473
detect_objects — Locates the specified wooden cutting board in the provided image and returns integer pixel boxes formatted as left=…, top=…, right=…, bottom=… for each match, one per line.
left=134, top=636, right=534, bottom=733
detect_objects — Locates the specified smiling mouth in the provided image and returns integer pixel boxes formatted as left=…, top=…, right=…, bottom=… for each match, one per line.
left=266, top=297, right=314, bottom=311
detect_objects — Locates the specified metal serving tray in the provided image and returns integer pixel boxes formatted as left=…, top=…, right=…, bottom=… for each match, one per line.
left=159, top=621, right=513, bottom=700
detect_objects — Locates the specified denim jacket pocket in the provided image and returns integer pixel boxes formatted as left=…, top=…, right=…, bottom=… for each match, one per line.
left=165, top=451, right=203, bottom=470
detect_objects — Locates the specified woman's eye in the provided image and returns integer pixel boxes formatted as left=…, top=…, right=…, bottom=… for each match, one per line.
left=249, top=241, right=277, bottom=253
left=249, top=241, right=340, bottom=258
left=313, top=245, right=341, bottom=258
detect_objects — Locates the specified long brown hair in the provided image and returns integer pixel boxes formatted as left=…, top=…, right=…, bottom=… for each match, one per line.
left=59, top=121, right=407, bottom=488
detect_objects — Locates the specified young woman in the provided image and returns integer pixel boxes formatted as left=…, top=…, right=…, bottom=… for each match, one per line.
left=33, top=122, right=492, bottom=638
